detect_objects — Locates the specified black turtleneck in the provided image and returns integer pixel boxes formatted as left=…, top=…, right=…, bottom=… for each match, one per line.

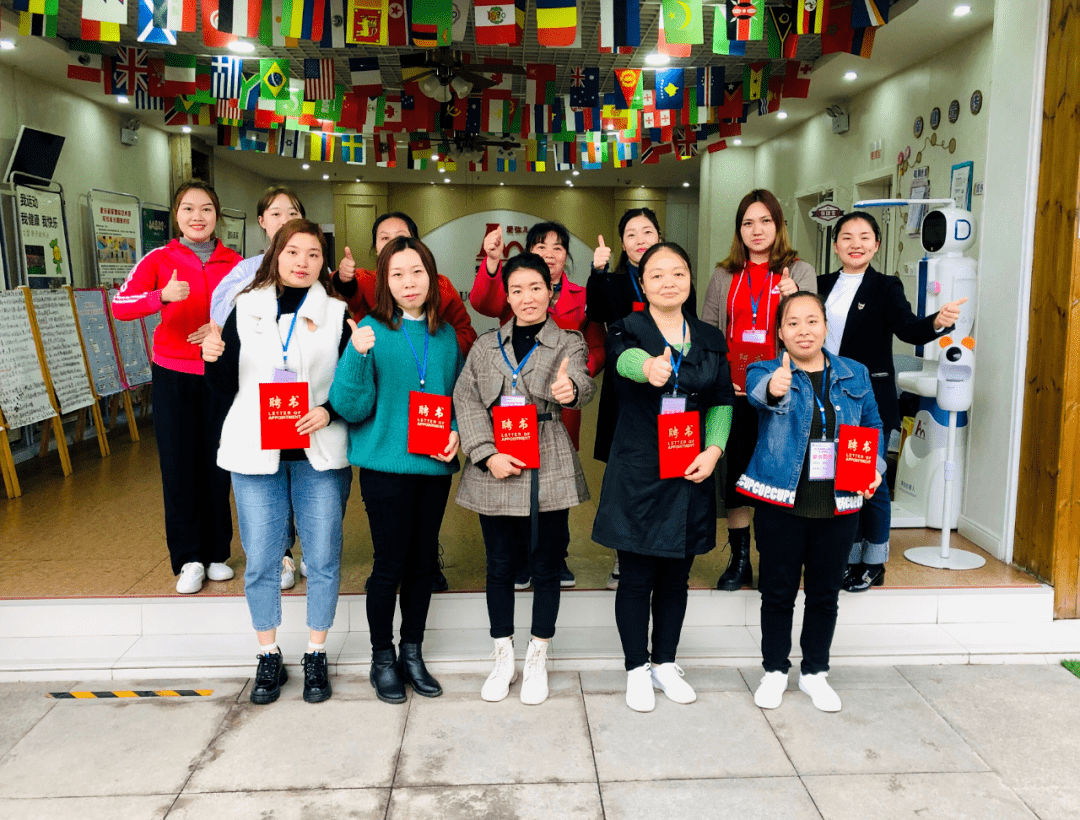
left=511, top=318, right=546, bottom=364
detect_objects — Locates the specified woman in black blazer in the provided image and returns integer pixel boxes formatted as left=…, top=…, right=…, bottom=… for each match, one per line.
left=817, top=212, right=965, bottom=591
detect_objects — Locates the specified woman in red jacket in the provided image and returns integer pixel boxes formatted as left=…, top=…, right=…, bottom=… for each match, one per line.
left=332, top=211, right=477, bottom=357
left=112, top=180, right=243, bottom=595
left=471, top=220, right=605, bottom=589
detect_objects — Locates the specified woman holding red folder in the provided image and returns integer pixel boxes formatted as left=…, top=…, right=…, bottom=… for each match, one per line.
left=329, top=236, right=461, bottom=705
left=591, top=243, right=735, bottom=713
left=738, top=292, right=883, bottom=714
left=701, top=190, right=816, bottom=592
left=202, top=219, right=352, bottom=706
left=454, top=253, right=596, bottom=707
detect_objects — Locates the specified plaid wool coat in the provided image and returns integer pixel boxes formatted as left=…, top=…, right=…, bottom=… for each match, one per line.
left=454, top=319, right=596, bottom=516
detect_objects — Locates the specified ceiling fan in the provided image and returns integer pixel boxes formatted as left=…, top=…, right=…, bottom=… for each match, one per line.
left=400, top=49, right=527, bottom=102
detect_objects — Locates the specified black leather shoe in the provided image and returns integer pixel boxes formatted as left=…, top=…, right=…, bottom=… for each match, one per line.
left=846, top=565, right=885, bottom=593
left=716, top=531, right=752, bottom=591
left=397, top=643, right=443, bottom=698
left=250, top=651, right=287, bottom=705
left=431, top=569, right=449, bottom=593
left=841, top=563, right=864, bottom=592
left=302, top=651, right=332, bottom=703
left=370, top=648, right=407, bottom=703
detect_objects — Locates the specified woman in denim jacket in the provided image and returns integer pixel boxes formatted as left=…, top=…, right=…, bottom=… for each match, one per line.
left=737, top=293, right=884, bottom=714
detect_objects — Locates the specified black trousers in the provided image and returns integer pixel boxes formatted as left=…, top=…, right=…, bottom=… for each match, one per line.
left=614, top=550, right=695, bottom=671
left=755, top=504, right=859, bottom=675
left=151, top=365, right=233, bottom=575
left=480, top=509, right=567, bottom=641
left=359, top=469, right=450, bottom=652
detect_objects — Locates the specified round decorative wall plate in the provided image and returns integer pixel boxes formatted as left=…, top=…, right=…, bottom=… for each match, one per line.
left=914, top=116, right=924, bottom=137
left=970, top=89, right=983, bottom=115
left=930, top=107, right=941, bottom=130
left=948, top=99, right=960, bottom=123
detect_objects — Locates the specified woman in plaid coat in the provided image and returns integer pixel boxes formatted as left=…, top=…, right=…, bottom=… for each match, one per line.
left=455, top=253, right=596, bottom=707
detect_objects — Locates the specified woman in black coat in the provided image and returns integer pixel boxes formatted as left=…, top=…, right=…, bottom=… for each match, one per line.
left=592, top=243, right=734, bottom=713
left=818, top=211, right=966, bottom=591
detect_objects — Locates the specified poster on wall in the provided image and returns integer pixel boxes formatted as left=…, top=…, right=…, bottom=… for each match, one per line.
left=89, top=190, right=141, bottom=287
left=141, top=204, right=171, bottom=256
left=950, top=161, right=974, bottom=211
left=219, top=211, right=246, bottom=256
left=420, top=211, right=593, bottom=334
left=907, top=168, right=930, bottom=236
left=14, top=185, right=72, bottom=289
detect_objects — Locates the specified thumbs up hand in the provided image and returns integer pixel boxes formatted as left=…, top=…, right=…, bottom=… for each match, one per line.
left=776, top=266, right=798, bottom=297
left=768, top=351, right=793, bottom=398
left=551, top=356, right=576, bottom=404
left=201, top=320, right=225, bottom=362
left=933, top=296, right=967, bottom=330
left=644, top=345, right=674, bottom=388
left=483, top=226, right=503, bottom=273
left=161, top=271, right=189, bottom=303
left=347, top=317, right=376, bottom=354
left=592, top=235, right=612, bottom=270
left=338, top=246, right=356, bottom=283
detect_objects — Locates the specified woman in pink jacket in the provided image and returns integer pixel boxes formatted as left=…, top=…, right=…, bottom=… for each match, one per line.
left=112, top=180, right=243, bottom=595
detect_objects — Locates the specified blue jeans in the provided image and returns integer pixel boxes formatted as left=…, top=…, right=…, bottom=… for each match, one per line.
left=232, top=462, right=352, bottom=633
left=849, top=479, right=891, bottom=565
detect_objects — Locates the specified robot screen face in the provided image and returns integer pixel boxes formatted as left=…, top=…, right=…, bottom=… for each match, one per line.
left=922, top=211, right=947, bottom=253
left=921, top=207, right=977, bottom=254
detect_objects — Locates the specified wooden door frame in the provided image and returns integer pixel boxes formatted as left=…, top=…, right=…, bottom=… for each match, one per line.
left=1013, top=0, right=1080, bottom=618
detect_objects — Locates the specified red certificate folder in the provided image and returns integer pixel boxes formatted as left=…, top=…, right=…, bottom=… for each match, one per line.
left=726, top=340, right=771, bottom=392
left=408, top=391, right=452, bottom=456
left=492, top=404, right=540, bottom=469
left=658, top=411, right=700, bottom=479
left=260, top=382, right=310, bottom=450
left=835, top=424, right=880, bottom=492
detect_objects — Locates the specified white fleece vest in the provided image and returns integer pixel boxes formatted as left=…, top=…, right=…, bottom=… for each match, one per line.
left=217, top=284, right=350, bottom=474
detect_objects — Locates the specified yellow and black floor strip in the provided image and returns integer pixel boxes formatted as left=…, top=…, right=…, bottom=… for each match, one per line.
left=47, top=690, right=214, bottom=699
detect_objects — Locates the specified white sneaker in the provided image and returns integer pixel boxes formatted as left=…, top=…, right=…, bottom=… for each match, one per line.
left=281, top=556, right=296, bottom=590
left=176, top=562, right=206, bottom=594
left=481, top=637, right=517, bottom=702
left=606, top=558, right=620, bottom=591
left=799, top=672, right=842, bottom=712
left=206, top=562, right=234, bottom=581
left=651, top=662, right=696, bottom=704
left=300, top=558, right=307, bottom=577
left=626, top=664, right=655, bottom=712
left=754, top=670, right=788, bottom=709
left=520, top=639, right=549, bottom=705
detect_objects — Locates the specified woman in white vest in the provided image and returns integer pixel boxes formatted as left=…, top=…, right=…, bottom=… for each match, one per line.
left=202, top=219, right=352, bottom=706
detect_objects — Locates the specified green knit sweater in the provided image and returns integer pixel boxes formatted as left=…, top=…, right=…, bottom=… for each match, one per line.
left=329, top=314, right=461, bottom=476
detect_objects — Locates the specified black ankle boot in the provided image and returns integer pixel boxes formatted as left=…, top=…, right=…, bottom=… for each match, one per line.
left=716, top=528, right=753, bottom=591
left=846, top=564, right=885, bottom=593
left=397, top=643, right=443, bottom=698
left=370, top=648, right=407, bottom=703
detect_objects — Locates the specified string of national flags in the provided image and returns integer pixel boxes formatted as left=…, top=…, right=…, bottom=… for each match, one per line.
left=39, top=0, right=898, bottom=171
left=23, top=0, right=892, bottom=56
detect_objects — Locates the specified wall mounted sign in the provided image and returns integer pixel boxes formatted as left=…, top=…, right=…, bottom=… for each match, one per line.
left=913, top=116, right=924, bottom=138
left=948, top=99, right=960, bottom=124
left=930, top=107, right=941, bottom=130
left=970, top=90, right=983, bottom=115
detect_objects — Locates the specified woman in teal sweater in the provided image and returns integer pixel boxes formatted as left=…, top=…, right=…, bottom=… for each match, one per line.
left=329, top=236, right=461, bottom=704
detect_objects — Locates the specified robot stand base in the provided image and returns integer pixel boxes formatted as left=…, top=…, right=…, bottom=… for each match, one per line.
left=904, top=546, right=987, bottom=570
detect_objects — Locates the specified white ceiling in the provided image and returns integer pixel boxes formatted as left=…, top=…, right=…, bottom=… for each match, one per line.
left=0, top=0, right=993, bottom=188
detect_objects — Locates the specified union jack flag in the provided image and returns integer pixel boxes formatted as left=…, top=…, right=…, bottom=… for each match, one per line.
left=570, top=67, right=585, bottom=87
left=113, top=47, right=149, bottom=96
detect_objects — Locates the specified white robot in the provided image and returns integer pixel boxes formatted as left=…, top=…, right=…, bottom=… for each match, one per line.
left=853, top=199, right=983, bottom=567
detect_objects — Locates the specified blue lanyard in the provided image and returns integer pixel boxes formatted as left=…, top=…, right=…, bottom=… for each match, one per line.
left=668, top=320, right=688, bottom=394
left=810, top=364, right=830, bottom=441
left=280, top=292, right=307, bottom=370
left=747, top=267, right=774, bottom=327
left=401, top=318, right=431, bottom=391
left=499, top=335, right=538, bottom=395
left=629, top=268, right=643, bottom=302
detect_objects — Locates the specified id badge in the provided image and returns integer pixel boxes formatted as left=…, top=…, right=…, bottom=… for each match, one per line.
left=741, top=329, right=768, bottom=345
left=632, top=301, right=646, bottom=312
left=809, top=441, right=837, bottom=481
left=500, top=394, right=527, bottom=407
left=273, top=368, right=297, bottom=383
left=660, top=396, right=687, bottom=415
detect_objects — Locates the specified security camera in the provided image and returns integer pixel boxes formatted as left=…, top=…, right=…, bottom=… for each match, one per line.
left=125, top=118, right=141, bottom=131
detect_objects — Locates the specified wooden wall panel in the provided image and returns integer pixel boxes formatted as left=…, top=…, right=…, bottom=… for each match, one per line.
left=1014, top=0, right=1080, bottom=617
